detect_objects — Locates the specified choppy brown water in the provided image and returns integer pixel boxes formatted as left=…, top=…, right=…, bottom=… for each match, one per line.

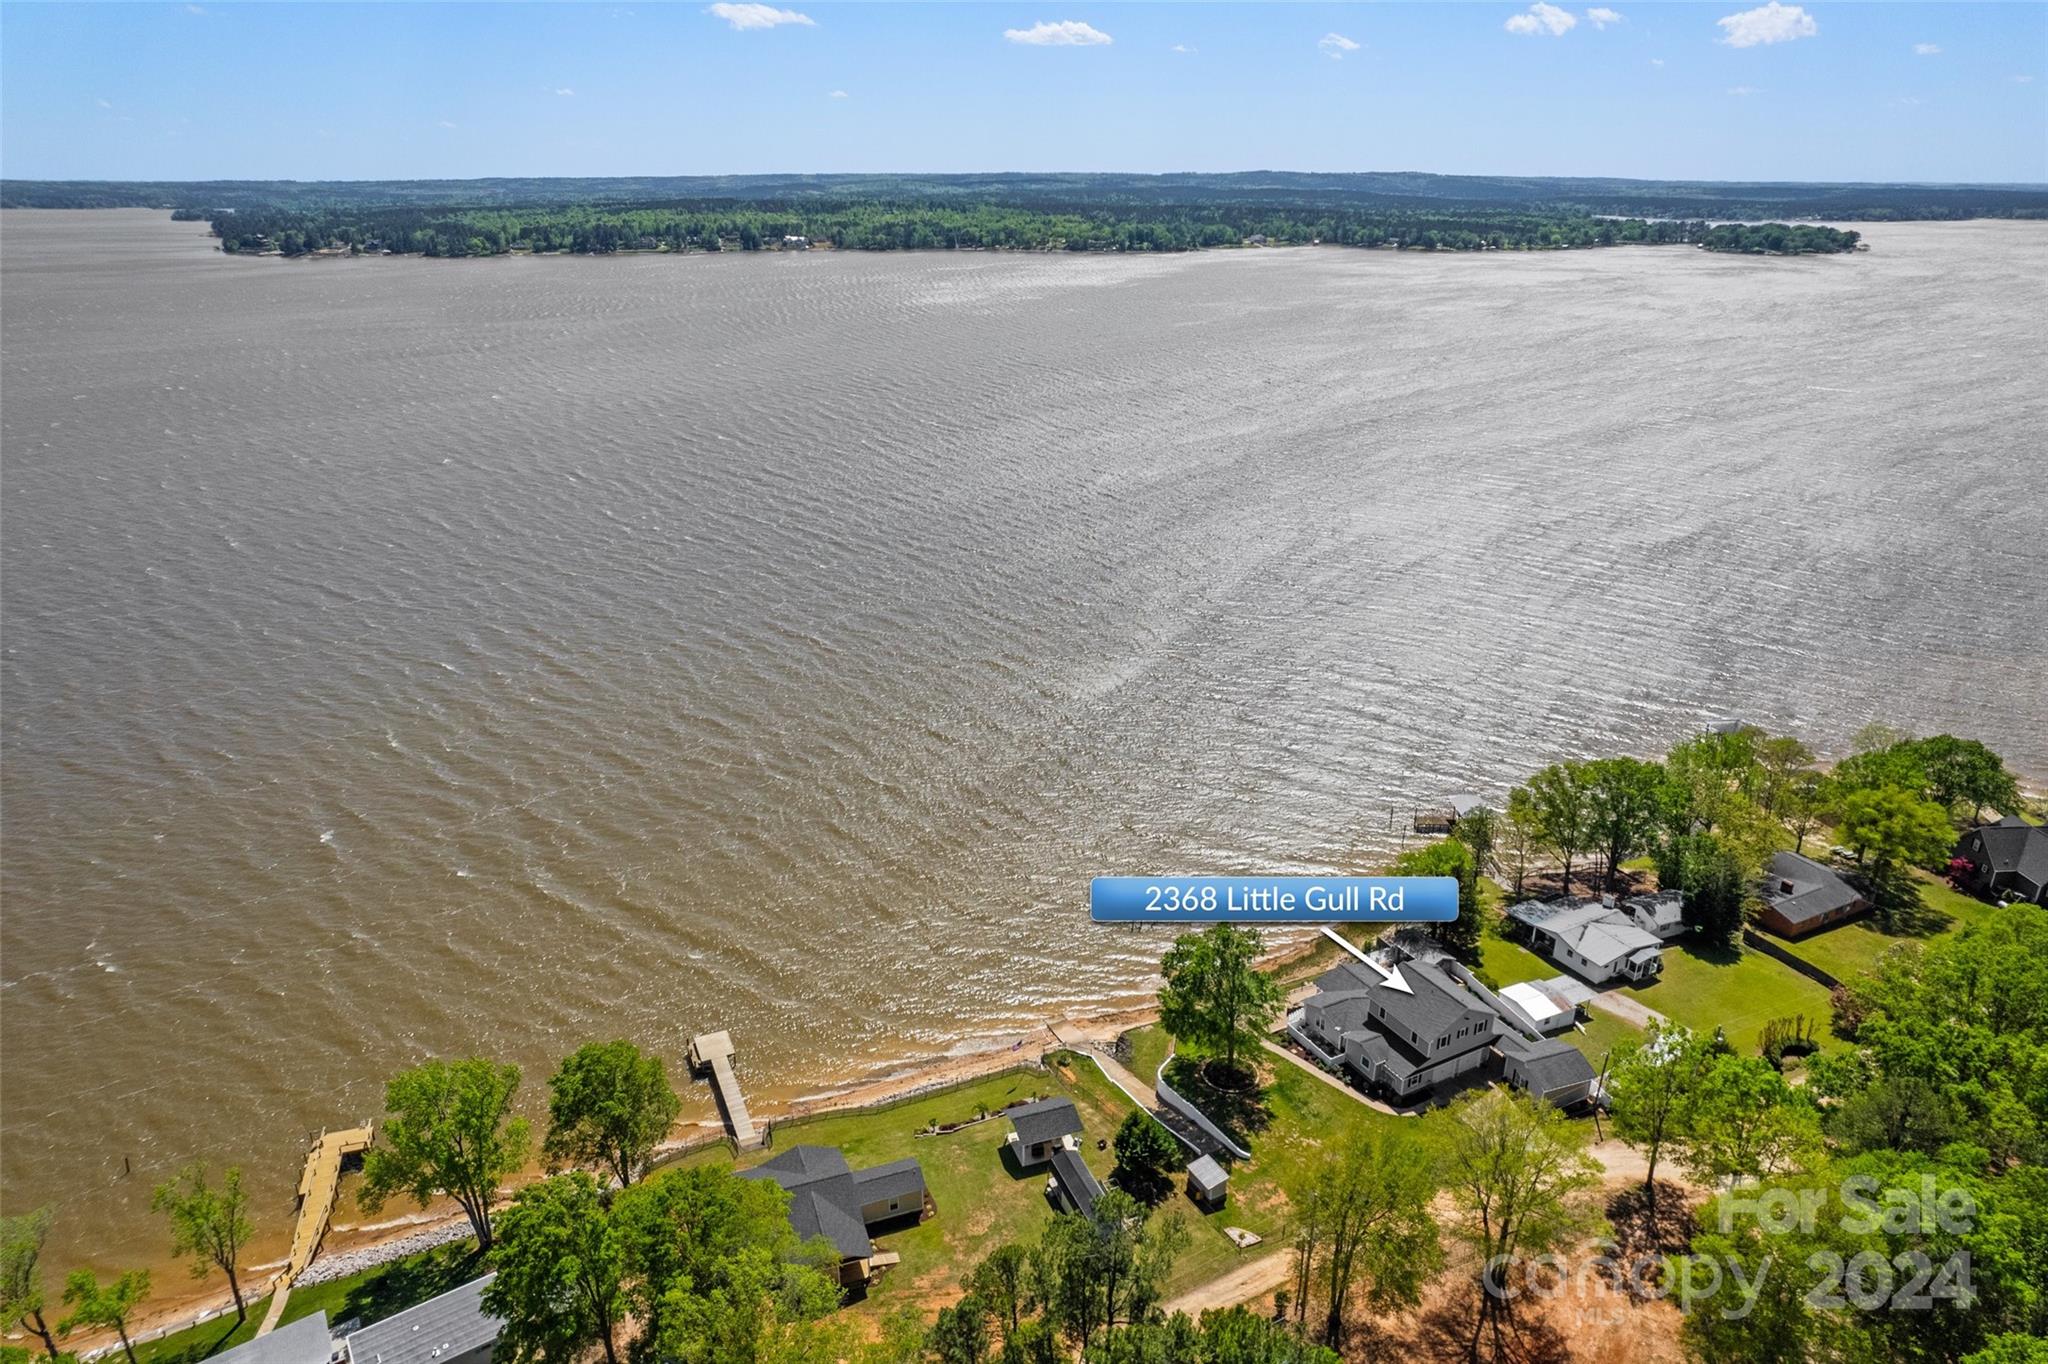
left=3, top=209, right=2045, bottom=1271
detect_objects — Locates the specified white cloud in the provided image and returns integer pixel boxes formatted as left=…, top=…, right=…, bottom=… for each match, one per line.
left=438, top=119, right=459, bottom=128
left=1319, top=31, right=1361, bottom=58
left=183, top=4, right=206, bottom=13
left=1649, top=57, right=1665, bottom=66
left=553, top=87, right=575, bottom=96
left=1587, top=8, right=1625, bottom=28
left=1004, top=20, right=1111, bottom=46
left=1505, top=3, right=1576, bottom=36
left=1726, top=85, right=1760, bottom=96
left=96, top=97, right=113, bottom=108
left=2013, top=74, right=2035, bottom=84
left=707, top=3, right=813, bottom=31
left=828, top=88, right=848, bottom=98
left=1892, top=96, right=1925, bottom=107
left=1717, top=3, right=1816, bottom=48
left=1913, top=42, right=1941, bottom=56
left=1170, top=43, right=1195, bottom=54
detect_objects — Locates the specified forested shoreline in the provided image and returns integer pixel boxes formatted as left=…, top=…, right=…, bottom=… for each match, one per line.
left=9, top=169, right=2011, bottom=258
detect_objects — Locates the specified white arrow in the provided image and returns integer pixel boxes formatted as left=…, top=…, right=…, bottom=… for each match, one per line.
left=1320, top=926, right=1412, bottom=994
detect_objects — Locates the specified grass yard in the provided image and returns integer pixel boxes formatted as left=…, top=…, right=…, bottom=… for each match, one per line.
left=1611, top=942, right=1837, bottom=1056
left=1777, top=872, right=2005, bottom=985
left=1477, top=932, right=1555, bottom=989
left=1123, top=1023, right=1175, bottom=1088
left=134, top=1242, right=480, bottom=1364
left=1568, top=1007, right=1645, bottom=1075
left=1116, top=1024, right=1445, bottom=1294
left=688, top=1052, right=1243, bottom=1314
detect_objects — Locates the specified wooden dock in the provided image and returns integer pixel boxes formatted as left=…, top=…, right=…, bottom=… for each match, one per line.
left=688, top=1031, right=763, bottom=1149
left=256, top=1125, right=372, bottom=1336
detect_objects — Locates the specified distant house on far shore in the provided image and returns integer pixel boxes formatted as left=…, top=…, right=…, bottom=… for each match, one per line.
left=1756, top=851, right=1868, bottom=939
left=1953, top=816, right=2048, bottom=905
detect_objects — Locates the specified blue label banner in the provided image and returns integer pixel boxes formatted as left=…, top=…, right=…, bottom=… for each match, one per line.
left=1090, top=876, right=1458, bottom=923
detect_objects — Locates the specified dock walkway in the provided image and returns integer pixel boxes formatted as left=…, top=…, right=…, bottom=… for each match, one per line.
left=256, top=1125, right=372, bottom=1336
left=688, top=1031, right=763, bottom=1149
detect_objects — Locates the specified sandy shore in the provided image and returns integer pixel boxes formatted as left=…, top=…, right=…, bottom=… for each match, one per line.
left=82, top=931, right=1349, bottom=1357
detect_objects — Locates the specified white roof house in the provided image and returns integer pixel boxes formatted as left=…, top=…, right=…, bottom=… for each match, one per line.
left=1499, top=981, right=1577, bottom=1034
left=1508, top=898, right=1665, bottom=985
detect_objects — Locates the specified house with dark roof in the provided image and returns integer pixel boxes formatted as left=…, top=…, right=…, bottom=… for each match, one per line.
left=1498, top=1036, right=1598, bottom=1107
left=1507, top=897, right=1666, bottom=984
left=1289, top=951, right=1595, bottom=1108
left=1757, top=851, right=1869, bottom=938
left=739, top=1145, right=930, bottom=1286
left=344, top=1277, right=500, bottom=1364
left=1294, top=958, right=1502, bottom=1100
left=1046, top=1144, right=1105, bottom=1218
left=215, top=1313, right=332, bottom=1364
left=1953, top=816, right=2048, bottom=905
left=1004, top=1097, right=1083, bottom=1168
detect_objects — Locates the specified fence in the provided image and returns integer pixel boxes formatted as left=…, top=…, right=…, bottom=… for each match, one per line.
left=1152, top=1059, right=1253, bottom=1160
left=1741, top=929, right=1842, bottom=990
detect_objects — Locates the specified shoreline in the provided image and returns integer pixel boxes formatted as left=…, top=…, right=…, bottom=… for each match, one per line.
left=72, top=935, right=1329, bottom=1357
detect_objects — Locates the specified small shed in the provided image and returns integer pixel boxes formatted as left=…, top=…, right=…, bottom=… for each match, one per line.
left=1005, top=1097, right=1083, bottom=1168
left=1186, top=1154, right=1229, bottom=1210
left=1499, top=981, right=1576, bottom=1035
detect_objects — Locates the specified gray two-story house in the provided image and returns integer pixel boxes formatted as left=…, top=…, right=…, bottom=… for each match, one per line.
left=1295, top=958, right=1502, bottom=1100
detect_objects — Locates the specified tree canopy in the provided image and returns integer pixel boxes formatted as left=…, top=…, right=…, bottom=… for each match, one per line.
left=361, top=1057, right=532, bottom=1251
left=1158, top=922, right=1284, bottom=1080
left=543, top=1040, right=682, bottom=1188
left=150, top=1164, right=254, bottom=1323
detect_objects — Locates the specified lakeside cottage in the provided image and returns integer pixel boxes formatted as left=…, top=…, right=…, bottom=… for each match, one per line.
left=345, top=1276, right=501, bottom=1364
left=1953, top=815, right=2048, bottom=904
left=1756, top=851, right=1869, bottom=938
left=1288, top=954, right=1595, bottom=1106
left=1507, top=895, right=1671, bottom=984
left=739, top=1145, right=931, bottom=1287
left=1004, top=1096, right=1083, bottom=1168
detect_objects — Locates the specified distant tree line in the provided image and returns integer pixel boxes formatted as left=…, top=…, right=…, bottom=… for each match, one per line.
left=169, top=199, right=1866, bottom=260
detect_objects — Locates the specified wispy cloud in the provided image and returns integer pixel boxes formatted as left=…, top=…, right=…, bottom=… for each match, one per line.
left=707, top=3, right=813, bottom=31
left=96, top=97, right=113, bottom=109
left=1649, top=57, right=1665, bottom=67
left=1726, top=85, right=1761, bottom=96
left=1170, top=43, right=1195, bottom=54
left=1319, top=31, right=1361, bottom=58
left=1717, top=3, right=1816, bottom=48
left=1505, top=3, right=1577, bottom=37
left=1587, top=8, right=1625, bottom=29
left=2013, top=74, right=2035, bottom=84
left=1892, top=96, right=1925, bottom=107
left=1004, top=20, right=1111, bottom=46
left=553, top=87, right=575, bottom=96
left=1913, top=42, right=1941, bottom=56
left=828, top=89, right=848, bottom=98
left=183, top=3, right=206, bottom=13
left=438, top=119, right=458, bottom=128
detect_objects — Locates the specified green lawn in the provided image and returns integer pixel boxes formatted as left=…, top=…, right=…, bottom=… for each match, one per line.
left=1567, top=1008, right=1644, bottom=1075
left=1611, top=942, right=1837, bottom=1056
left=1123, top=1024, right=1175, bottom=1088
left=687, top=1052, right=1261, bottom=1313
left=1477, top=932, right=1555, bottom=989
left=134, top=1242, right=481, bottom=1364
left=1775, top=872, right=2005, bottom=985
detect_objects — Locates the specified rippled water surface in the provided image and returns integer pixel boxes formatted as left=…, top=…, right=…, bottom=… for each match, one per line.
left=4, top=210, right=2045, bottom=1266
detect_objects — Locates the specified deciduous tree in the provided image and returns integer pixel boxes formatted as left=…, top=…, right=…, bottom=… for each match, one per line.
left=1836, top=786, right=1957, bottom=929
left=543, top=1040, right=681, bottom=1188
left=0, top=1210, right=62, bottom=1361
left=1293, top=1125, right=1440, bottom=1348
left=484, top=1172, right=626, bottom=1364
left=1583, top=756, right=1666, bottom=889
left=1604, top=1024, right=1714, bottom=1213
left=361, top=1057, right=531, bottom=1251
left=57, top=1272, right=148, bottom=1364
left=151, top=1164, right=254, bottom=1324
left=1158, top=923, right=1283, bottom=1082
left=1109, top=1113, right=1181, bottom=1208
left=1518, top=763, right=1595, bottom=894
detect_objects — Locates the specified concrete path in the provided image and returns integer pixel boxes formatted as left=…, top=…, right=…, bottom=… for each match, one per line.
left=1589, top=992, right=1668, bottom=1028
left=1259, top=1041, right=1405, bottom=1117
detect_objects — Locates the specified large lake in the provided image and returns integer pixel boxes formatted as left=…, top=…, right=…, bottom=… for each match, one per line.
left=3, top=210, right=2044, bottom=1268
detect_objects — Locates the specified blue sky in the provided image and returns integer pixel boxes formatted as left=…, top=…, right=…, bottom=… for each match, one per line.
left=2, top=2, right=2042, bottom=183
